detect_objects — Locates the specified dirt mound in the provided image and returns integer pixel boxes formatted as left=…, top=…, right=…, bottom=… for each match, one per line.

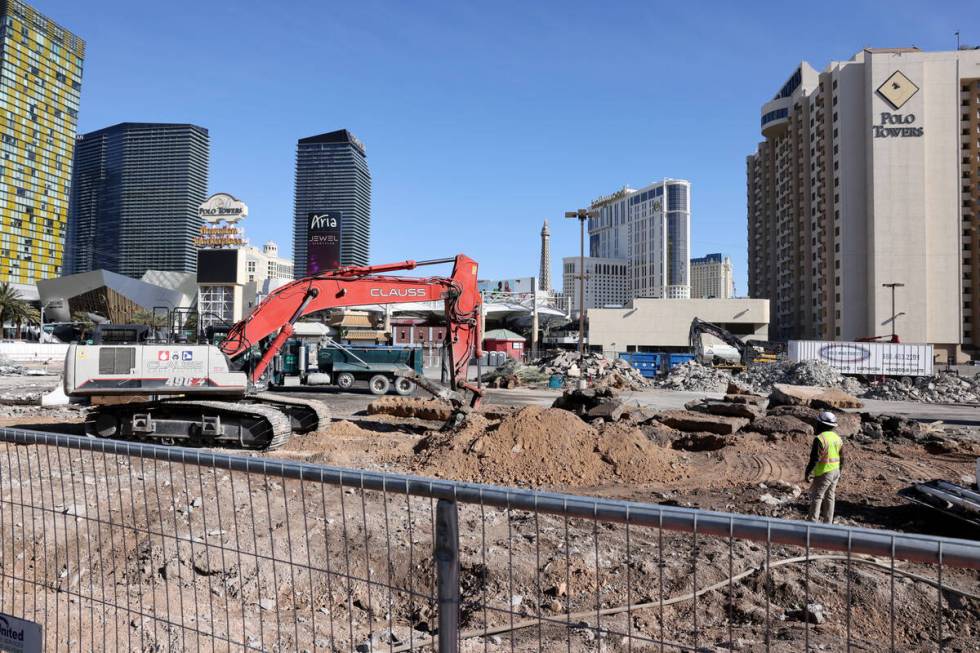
left=413, top=407, right=681, bottom=487
left=367, top=396, right=453, bottom=421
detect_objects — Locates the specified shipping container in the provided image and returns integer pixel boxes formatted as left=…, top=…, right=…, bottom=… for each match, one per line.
left=618, top=352, right=662, bottom=378
left=788, top=340, right=934, bottom=377
left=668, top=353, right=696, bottom=370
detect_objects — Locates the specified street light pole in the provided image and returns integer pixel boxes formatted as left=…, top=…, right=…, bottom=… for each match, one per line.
left=882, top=282, right=905, bottom=340
left=565, top=209, right=592, bottom=358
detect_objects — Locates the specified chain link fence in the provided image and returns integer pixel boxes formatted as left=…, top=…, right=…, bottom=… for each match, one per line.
left=0, top=427, right=978, bottom=652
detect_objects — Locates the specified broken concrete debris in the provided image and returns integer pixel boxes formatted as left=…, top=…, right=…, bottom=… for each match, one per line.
left=657, top=359, right=864, bottom=395
left=653, top=361, right=733, bottom=392
left=768, top=384, right=864, bottom=410
left=482, top=351, right=649, bottom=390
left=863, top=373, right=980, bottom=404
left=548, top=381, right=952, bottom=452
left=685, top=397, right=765, bottom=420
left=485, top=349, right=977, bottom=408
left=657, top=410, right=749, bottom=435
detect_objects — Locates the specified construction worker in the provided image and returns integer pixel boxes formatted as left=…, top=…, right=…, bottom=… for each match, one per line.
left=804, top=411, right=844, bottom=523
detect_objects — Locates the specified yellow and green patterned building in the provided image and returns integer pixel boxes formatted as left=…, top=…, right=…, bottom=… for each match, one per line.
left=0, top=0, right=83, bottom=285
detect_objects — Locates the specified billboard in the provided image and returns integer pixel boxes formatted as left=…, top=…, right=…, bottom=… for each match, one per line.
left=197, top=249, right=240, bottom=283
left=195, top=193, right=247, bottom=248
left=307, top=211, right=342, bottom=275
left=478, top=277, right=536, bottom=297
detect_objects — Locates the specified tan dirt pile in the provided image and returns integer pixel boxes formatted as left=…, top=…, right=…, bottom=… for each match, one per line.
left=413, top=406, right=682, bottom=487
left=367, top=396, right=453, bottom=421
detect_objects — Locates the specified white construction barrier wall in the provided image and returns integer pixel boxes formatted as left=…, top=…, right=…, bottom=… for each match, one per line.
left=0, top=342, right=69, bottom=363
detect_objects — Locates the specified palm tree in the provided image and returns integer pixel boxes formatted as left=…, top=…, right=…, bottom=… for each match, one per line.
left=13, top=304, right=40, bottom=340
left=131, top=310, right=168, bottom=329
left=0, top=282, right=30, bottom=340
left=71, top=311, right=97, bottom=343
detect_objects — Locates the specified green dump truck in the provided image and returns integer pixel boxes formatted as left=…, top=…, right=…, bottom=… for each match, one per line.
left=273, top=340, right=423, bottom=395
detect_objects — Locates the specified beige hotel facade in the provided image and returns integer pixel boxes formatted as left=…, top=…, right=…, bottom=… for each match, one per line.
left=747, top=47, right=980, bottom=360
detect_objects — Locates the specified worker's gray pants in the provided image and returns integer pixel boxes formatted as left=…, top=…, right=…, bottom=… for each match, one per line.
left=808, top=469, right=841, bottom=523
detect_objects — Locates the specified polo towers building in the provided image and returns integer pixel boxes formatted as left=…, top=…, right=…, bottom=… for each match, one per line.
left=747, top=48, right=980, bottom=359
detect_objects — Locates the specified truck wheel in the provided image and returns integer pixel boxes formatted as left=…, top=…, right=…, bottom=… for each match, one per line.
left=369, top=374, right=391, bottom=395
left=336, top=372, right=356, bottom=390
left=394, top=377, right=416, bottom=396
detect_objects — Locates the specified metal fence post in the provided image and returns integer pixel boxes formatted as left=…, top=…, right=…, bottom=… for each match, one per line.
left=435, top=499, right=460, bottom=653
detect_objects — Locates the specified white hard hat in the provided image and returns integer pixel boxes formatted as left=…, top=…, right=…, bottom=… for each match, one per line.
left=818, top=411, right=837, bottom=427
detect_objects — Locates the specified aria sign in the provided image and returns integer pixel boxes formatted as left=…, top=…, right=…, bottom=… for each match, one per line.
left=195, top=193, right=248, bottom=248
left=198, top=193, right=248, bottom=224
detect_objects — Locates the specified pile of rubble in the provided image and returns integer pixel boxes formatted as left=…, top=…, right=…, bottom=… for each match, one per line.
left=545, top=379, right=978, bottom=458
left=481, top=351, right=648, bottom=390
left=0, top=354, right=25, bottom=376
left=652, top=361, right=732, bottom=392
left=863, top=373, right=980, bottom=404
left=551, top=382, right=864, bottom=450
left=550, top=381, right=879, bottom=447
left=537, top=351, right=649, bottom=389
left=736, top=360, right=865, bottom=395
left=479, top=358, right=551, bottom=388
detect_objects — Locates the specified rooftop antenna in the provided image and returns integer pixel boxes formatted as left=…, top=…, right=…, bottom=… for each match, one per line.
left=956, top=31, right=961, bottom=50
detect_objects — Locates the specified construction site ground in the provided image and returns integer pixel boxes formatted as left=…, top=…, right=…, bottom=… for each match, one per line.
left=0, top=376, right=979, bottom=523
left=1, top=376, right=979, bottom=650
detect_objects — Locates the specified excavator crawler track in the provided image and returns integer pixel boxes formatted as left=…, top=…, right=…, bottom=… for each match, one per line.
left=86, top=398, right=294, bottom=450
left=252, top=392, right=331, bottom=433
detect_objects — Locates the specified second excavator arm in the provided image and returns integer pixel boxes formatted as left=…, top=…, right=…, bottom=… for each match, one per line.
left=689, top=317, right=751, bottom=366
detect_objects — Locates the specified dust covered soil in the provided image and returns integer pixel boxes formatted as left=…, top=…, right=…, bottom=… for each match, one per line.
left=1, top=399, right=979, bottom=651
left=271, top=405, right=980, bottom=533
left=272, top=404, right=980, bottom=651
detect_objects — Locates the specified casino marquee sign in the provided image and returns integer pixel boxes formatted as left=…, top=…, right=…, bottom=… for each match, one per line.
left=195, top=193, right=248, bottom=248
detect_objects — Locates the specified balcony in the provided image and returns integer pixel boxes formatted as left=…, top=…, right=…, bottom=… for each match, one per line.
left=761, top=97, right=792, bottom=138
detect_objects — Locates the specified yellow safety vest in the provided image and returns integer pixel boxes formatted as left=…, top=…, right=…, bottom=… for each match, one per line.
left=813, top=430, right=842, bottom=477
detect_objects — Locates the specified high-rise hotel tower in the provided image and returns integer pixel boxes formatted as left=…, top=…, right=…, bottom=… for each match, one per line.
left=0, top=0, right=84, bottom=286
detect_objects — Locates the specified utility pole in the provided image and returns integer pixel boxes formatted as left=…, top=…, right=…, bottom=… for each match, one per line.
left=882, top=282, right=905, bottom=340
left=530, top=276, right=539, bottom=359
left=565, top=208, right=593, bottom=358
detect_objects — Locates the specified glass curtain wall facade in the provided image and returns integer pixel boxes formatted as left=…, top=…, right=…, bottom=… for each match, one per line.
left=292, top=129, right=371, bottom=276
left=588, top=179, right=691, bottom=299
left=66, top=123, right=209, bottom=278
left=0, top=0, right=84, bottom=284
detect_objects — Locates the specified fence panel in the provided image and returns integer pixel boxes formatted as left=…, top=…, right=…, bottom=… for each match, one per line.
left=0, top=427, right=978, bottom=652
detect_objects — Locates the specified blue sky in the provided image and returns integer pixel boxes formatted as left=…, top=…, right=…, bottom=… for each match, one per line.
left=40, top=0, right=979, bottom=293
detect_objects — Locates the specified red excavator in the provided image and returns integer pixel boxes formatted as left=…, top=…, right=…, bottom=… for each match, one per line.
left=63, top=255, right=483, bottom=449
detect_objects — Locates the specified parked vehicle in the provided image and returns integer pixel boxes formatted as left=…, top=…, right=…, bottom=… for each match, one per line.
left=273, top=340, right=425, bottom=395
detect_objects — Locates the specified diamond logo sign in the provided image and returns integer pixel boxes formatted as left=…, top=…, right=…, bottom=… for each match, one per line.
left=877, top=70, right=919, bottom=110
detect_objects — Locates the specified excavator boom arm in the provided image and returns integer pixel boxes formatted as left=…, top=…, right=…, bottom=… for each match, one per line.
left=689, top=317, right=750, bottom=365
left=219, top=254, right=483, bottom=388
